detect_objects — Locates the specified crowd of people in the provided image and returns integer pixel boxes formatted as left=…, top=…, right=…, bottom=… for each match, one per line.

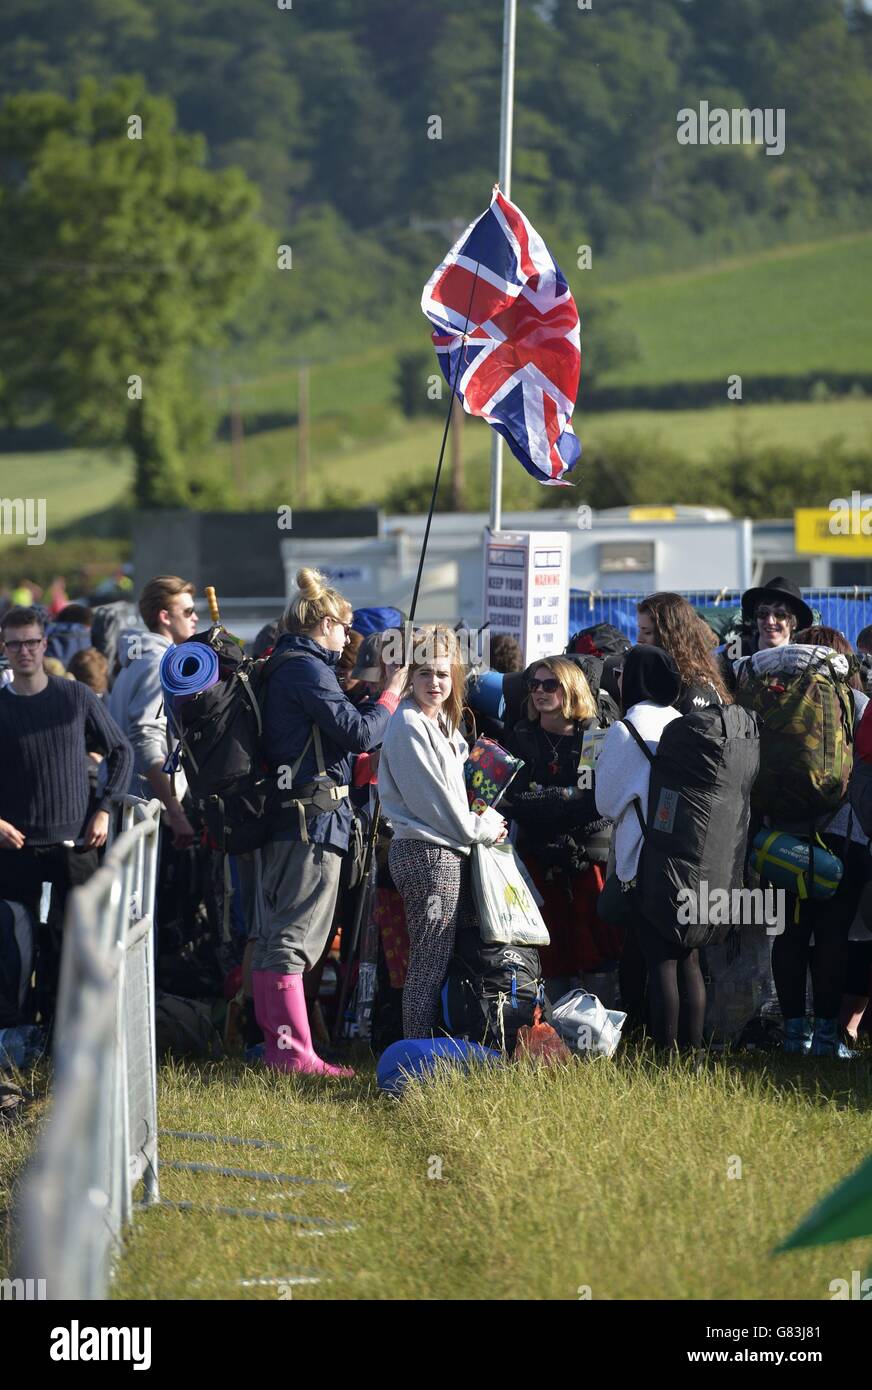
left=1, top=565, right=870, bottom=1081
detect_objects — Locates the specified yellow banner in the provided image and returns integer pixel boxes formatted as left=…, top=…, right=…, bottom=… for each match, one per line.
left=795, top=507, right=872, bottom=556
left=628, top=506, right=675, bottom=522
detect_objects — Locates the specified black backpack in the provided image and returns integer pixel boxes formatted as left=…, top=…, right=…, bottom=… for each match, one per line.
left=168, top=629, right=304, bottom=854
left=623, top=704, right=760, bottom=949
left=562, top=652, right=621, bottom=728
left=567, top=624, right=631, bottom=662
left=154, top=991, right=224, bottom=1060
left=441, top=922, right=550, bottom=1053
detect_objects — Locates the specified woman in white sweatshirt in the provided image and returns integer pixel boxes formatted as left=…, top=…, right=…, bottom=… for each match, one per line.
left=379, top=626, right=506, bottom=1038
left=595, top=644, right=710, bottom=1051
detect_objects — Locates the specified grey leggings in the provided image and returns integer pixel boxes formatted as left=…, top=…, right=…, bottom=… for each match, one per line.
left=389, top=838, right=471, bottom=1038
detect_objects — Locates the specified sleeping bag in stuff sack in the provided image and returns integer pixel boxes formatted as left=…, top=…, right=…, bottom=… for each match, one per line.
left=441, top=924, right=551, bottom=1053
left=751, top=829, right=842, bottom=901
left=624, top=703, right=760, bottom=949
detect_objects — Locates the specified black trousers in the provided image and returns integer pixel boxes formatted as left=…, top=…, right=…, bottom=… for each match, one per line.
left=772, top=837, right=869, bottom=1020
left=0, top=843, right=100, bottom=1025
left=0, top=843, right=99, bottom=917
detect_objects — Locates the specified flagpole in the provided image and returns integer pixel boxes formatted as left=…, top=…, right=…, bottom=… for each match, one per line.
left=489, top=0, right=517, bottom=534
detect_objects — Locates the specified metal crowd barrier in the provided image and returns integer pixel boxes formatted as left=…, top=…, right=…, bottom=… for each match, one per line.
left=14, top=796, right=163, bottom=1300
left=569, top=588, right=872, bottom=644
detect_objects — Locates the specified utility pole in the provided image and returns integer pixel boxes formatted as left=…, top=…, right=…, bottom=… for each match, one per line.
left=230, top=380, right=245, bottom=497
left=298, top=361, right=310, bottom=507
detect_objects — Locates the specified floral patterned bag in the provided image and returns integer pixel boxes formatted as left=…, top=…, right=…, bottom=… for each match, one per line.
left=464, top=736, right=524, bottom=815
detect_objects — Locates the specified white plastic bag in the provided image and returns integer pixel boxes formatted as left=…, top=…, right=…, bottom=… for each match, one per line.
left=471, top=842, right=550, bottom=946
left=550, top=989, right=626, bottom=1058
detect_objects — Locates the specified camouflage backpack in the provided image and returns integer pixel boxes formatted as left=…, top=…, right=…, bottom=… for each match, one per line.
left=735, top=649, right=855, bottom=821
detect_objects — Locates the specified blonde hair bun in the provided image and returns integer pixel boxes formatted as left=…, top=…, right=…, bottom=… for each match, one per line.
left=284, top=567, right=352, bottom=636
left=295, top=567, right=327, bottom=600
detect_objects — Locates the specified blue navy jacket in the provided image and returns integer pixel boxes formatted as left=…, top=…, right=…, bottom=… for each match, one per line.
left=261, top=632, right=393, bottom=850
left=45, top=622, right=92, bottom=668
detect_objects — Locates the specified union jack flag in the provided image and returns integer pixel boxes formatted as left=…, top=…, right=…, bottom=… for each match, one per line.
left=421, top=188, right=581, bottom=486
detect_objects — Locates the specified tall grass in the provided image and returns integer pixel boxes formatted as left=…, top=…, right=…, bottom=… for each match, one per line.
left=97, top=1048, right=872, bottom=1301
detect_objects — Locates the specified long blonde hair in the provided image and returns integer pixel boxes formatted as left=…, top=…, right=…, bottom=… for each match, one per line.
left=406, top=625, right=466, bottom=732
left=283, top=567, right=353, bottom=636
left=525, top=656, right=597, bottom=722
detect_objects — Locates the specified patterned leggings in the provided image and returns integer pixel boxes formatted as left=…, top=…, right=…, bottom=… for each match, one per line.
left=388, top=838, right=472, bottom=1039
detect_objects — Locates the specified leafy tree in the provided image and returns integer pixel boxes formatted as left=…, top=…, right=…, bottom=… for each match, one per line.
left=0, top=76, right=268, bottom=505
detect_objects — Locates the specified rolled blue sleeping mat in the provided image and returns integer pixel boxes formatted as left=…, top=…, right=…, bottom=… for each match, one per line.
left=159, top=641, right=220, bottom=707
left=467, top=669, right=505, bottom=719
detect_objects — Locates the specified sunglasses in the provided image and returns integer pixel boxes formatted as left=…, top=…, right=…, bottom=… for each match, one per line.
left=180, top=606, right=197, bottom=619
left=528, top=676, right=560, bottom=693
left=3, top=638, right=43, bottom=652
left=756, top=604, right=791, bottom=621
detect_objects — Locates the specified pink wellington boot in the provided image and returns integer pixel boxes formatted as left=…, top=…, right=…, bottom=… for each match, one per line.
left=251, top=970, right=279, bottom=1068
left=257, top=971, right=355, bottom=1078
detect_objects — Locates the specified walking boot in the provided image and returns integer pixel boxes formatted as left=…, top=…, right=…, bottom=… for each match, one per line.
left=810, top=1018, right=855, bottom=1060
left=782, top=1017, right=812, bottom=1054
left=256, top=971, right=354, bottom=1078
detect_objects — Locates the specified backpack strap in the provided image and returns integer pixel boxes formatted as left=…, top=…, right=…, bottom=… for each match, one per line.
left=260, top=650, right=349, bottom=843
left=620, top=717, right=656, bottom=765
left=620, top=719, right=653, bottom=838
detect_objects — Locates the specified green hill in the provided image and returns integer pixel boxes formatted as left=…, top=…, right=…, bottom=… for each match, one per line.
left=602, top=232, right=872, bottom=387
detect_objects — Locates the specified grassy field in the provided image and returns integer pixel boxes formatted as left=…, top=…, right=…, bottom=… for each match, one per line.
left=4, top=1047, right=869, bottom=1301
left=212, top=233, right=872, bottom=414
left=0, top=449, right=133, bottom=552
left=606, top=233, right=872, bottom=387
left=198, top=397, right=872, bottom=512
left=3, top=396, right=871, bottom=539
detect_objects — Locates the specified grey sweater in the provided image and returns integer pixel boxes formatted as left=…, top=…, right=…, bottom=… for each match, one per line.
left=108, top=630, right=185, bottom=798
left=378, top=699, right=504, bottom=853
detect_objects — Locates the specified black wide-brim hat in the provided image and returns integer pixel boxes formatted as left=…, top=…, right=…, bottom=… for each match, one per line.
left=741, top=576, right=813, bottom=630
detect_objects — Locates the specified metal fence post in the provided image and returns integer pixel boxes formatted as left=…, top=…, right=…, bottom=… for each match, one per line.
left=13, top=796, right=163, bottom=1299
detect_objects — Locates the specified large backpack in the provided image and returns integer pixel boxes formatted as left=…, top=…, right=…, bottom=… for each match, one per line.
left=734, top=646, right=855, bottom=820
left=154, top=991, right=224, bottom=1060
left=167, top=630, right=333, bottom=854
left=623, top=703, right=760, bottom=949
left=441, top=921, right=550, bottom=1053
